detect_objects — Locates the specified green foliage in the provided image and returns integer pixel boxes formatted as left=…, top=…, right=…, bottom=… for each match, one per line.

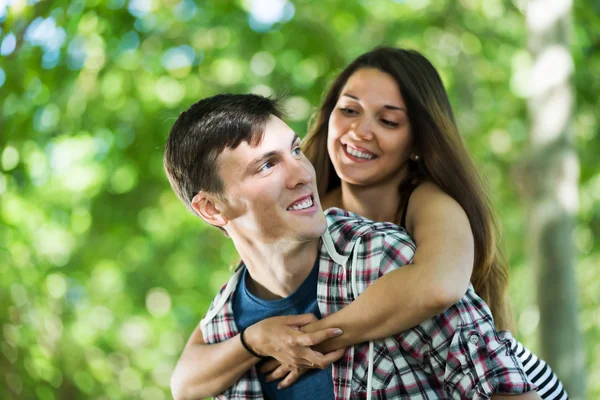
left=1, top=0, right=598, bottom=398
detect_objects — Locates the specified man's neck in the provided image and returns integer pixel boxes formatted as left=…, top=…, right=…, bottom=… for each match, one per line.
left=233, top=237, right=321, bottom=300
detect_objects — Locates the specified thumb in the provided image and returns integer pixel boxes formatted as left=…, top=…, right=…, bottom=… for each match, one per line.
left=322, top=348, right=346, bottom=366
left=284, top=313, right=318, bottom=326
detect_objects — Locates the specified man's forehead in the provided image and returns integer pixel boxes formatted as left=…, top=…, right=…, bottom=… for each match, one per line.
left=218, top=117, right=296, bottom=163
left=216, top=144, right=253, bottom=172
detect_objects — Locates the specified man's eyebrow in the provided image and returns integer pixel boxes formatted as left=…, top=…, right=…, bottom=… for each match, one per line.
left=245, top=151, right=277, bottom=175
left=342, top=93, right=406, bottom=112
left=244, top=134, right=301, bottom=175
left=291, top=133, right=300, bottom=146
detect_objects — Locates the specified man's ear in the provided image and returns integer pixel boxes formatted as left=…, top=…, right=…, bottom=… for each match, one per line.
left=191, top=192, right=229, bottom=227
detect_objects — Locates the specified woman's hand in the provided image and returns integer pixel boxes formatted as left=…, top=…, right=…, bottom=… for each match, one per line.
left=258, top=347, right=346, bottom=389
left=244, top=313, right=344, bottom=369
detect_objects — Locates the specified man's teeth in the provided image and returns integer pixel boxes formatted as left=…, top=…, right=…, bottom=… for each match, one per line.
left=346, top=145, right=375, bottom=159
left=288, top=197, right=313, bottom=211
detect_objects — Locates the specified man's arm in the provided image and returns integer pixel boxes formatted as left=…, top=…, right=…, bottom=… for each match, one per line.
left=171, top=326, right=258, bottom=400
left=171, top=314, right=345, bottom=400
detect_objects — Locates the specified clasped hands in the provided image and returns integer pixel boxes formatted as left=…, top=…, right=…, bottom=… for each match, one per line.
left=243, top=313, right=346, bottom=389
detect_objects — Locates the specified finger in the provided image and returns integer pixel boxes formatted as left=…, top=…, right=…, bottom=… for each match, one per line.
left=287, top=356, right=321, bottom=369
left=268, top=351, right=309, bottom=369
left=278, top=368, right=307, bottom=389
left=321, top=348, right=346, bottom=366
left=296, top=328, right=343, bottom=347
left=278, top=350, right=321, bottom=369
left=258, top=358, right=281, bottom=375
left=283, top=313, right=318, bottom=326
left=296, top=349, right=325, bottom=369
left=265, top=365, right=292, bottom=383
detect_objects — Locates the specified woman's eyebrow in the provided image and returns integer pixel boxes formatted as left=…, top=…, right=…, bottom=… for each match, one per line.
left=342, top=93, right=406, bottom=112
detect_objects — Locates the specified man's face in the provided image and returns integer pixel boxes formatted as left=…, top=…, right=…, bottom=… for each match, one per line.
left=216, top=116, right=327, bottom=244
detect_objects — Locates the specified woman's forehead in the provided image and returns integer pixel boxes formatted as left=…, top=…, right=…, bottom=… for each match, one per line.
left=341, top=68, right=404, bottom=105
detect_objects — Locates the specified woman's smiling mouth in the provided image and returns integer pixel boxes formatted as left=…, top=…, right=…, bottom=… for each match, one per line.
left=343, top=143, right=377, bottom=161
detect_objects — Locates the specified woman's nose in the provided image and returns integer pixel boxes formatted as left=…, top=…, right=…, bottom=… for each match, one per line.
left=350, top=117, right=374, bottom=141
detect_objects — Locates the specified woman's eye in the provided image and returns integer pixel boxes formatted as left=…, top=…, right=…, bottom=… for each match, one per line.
left=381, top=119, right=399, bottom=128
left=340, top=108, right=358, bottom=116
left=292, top=147, right=302, bottom=156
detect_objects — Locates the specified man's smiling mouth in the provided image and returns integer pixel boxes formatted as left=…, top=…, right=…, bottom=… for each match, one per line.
left=287, top=195, right=314, bottom=211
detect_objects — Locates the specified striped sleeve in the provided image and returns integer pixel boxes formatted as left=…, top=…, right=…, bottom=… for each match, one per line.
left=510, top=338, right=569, bottom=400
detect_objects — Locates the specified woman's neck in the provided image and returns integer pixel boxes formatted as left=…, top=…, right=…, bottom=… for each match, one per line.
left=324, top=180, right=403, bottom=224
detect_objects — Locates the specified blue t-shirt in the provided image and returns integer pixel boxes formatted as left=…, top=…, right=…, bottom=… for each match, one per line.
left=232, top=259, right=334, bottom=400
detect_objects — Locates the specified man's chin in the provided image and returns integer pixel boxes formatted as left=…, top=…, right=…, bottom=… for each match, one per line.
left=311, top=215, right=328, bottom=237
left=294, top=222, right=327, bottom=241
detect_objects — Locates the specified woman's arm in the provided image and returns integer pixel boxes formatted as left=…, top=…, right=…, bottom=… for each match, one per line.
left=304, top=182, right=475, bottom=352
left=170, top=314, right=344, bottom=399
left=492, top=393, right=542, bottom=399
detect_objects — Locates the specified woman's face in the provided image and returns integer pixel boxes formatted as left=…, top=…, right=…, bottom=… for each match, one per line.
left=327, top=68, right=414, bottom=188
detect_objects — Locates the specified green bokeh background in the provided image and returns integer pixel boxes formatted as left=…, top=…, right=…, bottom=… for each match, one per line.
left=1, top=0, right=598, bottom=399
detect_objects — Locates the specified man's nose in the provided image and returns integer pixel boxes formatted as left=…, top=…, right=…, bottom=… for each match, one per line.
left=286, top=159, right=311, bottom=189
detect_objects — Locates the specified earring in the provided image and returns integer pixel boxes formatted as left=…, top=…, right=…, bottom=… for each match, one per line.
left=414, top=155, right=420, bottom=161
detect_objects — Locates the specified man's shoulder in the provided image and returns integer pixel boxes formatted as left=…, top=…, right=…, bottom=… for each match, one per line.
left=200, top=264, right=244, bottom=330
left=214, top=263, right=243, bottom=295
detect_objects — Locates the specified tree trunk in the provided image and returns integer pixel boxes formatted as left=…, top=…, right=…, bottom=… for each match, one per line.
left=524, top=0, right=585, bottom=398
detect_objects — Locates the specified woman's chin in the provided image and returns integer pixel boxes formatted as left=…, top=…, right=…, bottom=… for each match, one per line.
left=338, top=173, right=377, bottom=187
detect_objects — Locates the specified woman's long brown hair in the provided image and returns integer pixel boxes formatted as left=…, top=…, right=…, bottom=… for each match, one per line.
left=303, top=47, right=512, bottom=330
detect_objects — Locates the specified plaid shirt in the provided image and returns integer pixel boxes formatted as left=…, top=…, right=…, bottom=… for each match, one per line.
left=201, top=208, right=533, bottom=399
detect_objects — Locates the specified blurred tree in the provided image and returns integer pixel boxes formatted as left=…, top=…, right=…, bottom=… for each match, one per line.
left=520, top=0, right=586, bottom=398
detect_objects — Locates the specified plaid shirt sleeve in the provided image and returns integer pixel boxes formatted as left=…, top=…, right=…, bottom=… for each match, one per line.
left=441, top=288, right=536, bottom=399
left=376, top=231, right=535, bottom=399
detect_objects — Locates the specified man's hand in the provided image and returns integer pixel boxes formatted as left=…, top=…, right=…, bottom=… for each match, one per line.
left=261, top=362, right=307, bottom=390
left=244, top=314, right=343, bottom=369
left=258, top=347, right=346, bottom=389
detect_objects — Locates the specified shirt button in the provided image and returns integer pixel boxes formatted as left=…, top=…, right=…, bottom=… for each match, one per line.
left=469, top=335, right=479, bottom=344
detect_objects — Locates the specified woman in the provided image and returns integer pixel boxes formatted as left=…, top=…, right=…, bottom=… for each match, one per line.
left=291, top=46, right=566, bottom=399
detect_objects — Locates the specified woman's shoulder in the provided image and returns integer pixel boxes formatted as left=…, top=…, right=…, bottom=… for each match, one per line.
left=406, top=181, right=456, bottom=218
left=410, top=181, right=460, bottom=208
left=411, top=180, right=445, bottom=197
left=404, top=181, right=468, bottom=232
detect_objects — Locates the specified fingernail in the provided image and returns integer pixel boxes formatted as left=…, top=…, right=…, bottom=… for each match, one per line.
left=333, top=329, right=343, bottom=336
left=277, top=384, right=282, bottom=390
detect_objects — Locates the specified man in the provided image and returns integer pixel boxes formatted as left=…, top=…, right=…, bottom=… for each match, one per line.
left=164, top=94, right=540, bottom=399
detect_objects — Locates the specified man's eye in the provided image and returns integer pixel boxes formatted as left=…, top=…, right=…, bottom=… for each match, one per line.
left=259, top=162, right=274, bottom=173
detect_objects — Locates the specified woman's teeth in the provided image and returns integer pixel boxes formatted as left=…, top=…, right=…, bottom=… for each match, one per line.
left=346, top=145, right=375, bottom=159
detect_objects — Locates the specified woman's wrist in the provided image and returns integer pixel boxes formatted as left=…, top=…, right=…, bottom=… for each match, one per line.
left=301, top=318, right=358, bottom=352
left=241, top=323, right=266, bottom=358
left=240, top=327, right=265, bottom=359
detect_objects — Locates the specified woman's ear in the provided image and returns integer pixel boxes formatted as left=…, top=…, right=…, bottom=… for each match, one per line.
left=191, top=192, right=228, bottom=227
